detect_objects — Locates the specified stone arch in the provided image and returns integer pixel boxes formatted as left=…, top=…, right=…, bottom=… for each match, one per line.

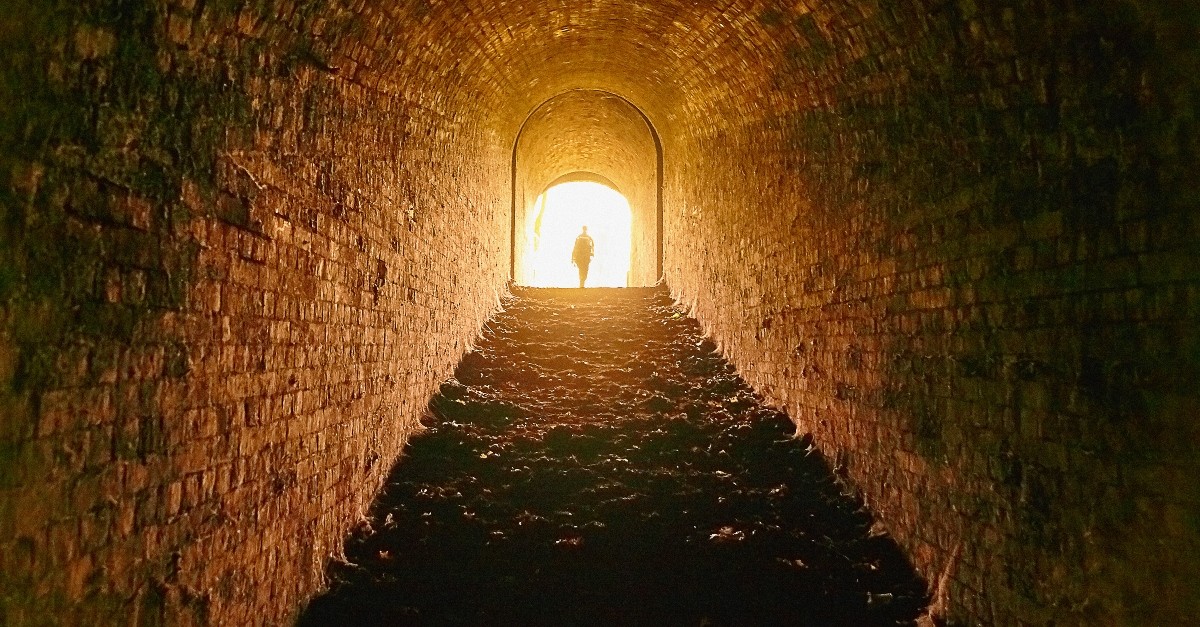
left=511, top=89, right=663, bottom=286
left=543, top=171, right=622, bottom=190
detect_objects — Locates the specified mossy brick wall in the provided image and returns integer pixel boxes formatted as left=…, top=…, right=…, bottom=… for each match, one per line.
left=664, top=1, right=1200, bottom=624
left=0, top=0, right=508, bottom=623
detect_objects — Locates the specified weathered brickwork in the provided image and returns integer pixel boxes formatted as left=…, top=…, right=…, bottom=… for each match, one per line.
left=663, top=1, right=1200, bottom=624
left=1, top=0, right=508, bottom=624
left=2, top=0, right=1197, bottom=625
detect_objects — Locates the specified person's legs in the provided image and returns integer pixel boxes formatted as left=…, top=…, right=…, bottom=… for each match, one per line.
left=578, top=262, right=589, bottom=288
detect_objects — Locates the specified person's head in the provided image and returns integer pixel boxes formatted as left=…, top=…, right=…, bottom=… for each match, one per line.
left=581, top=225, right=588, bottom=234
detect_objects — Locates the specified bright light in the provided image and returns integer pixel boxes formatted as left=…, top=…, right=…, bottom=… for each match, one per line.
left=523, top=181, right=632, bottom=288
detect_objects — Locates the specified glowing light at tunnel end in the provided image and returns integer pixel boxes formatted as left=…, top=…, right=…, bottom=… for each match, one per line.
left=522, top=181, right=632, bottom=288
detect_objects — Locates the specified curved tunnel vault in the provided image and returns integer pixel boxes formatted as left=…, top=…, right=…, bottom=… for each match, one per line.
left=512, top=90, right=663, bottom=287
left=0, top=0, right=1196, bottom=625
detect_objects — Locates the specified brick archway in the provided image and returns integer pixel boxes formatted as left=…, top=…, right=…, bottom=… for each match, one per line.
left=511, top=89, right=663, bottom=286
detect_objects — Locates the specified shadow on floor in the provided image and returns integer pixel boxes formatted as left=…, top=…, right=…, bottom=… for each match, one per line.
left=299, top=287, right=928, bottom=626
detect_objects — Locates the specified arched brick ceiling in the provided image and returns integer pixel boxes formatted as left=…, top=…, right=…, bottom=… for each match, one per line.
left=317, top=0, right=870, bottom=143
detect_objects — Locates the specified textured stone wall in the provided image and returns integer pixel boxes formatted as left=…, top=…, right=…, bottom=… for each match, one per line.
left=0, top=1, right=508, bottom=623
left=664, top=1, right=1200, bottom=624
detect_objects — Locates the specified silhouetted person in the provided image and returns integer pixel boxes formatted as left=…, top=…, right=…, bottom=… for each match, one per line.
left=571, top=226, right=594, bottom=288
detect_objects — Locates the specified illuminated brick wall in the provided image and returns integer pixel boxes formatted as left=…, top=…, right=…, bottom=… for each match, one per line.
left=0, top=2, right=509, bottom=622
left=662, top=3, right=1200, bottom=623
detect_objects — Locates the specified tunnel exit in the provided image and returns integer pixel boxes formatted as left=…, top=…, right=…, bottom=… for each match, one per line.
left=521, top=181, right=633, bottom=288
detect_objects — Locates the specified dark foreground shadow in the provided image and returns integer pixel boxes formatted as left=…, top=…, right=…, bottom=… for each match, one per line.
left=299, top=288, right=927, bottom=626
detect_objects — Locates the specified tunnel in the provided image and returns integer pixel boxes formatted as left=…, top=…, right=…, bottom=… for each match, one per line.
left=0, top=0, right=1197, bottom=624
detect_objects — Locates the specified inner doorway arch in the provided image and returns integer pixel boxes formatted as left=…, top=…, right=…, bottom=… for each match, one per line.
left=511, top=89, right=663, bottom=286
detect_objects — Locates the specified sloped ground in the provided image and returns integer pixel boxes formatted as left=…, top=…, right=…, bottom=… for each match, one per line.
left=299, top=287, right=927, bottom=626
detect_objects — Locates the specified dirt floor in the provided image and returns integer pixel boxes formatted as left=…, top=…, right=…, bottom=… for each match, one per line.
left=299, top=287, right=928, bottom=626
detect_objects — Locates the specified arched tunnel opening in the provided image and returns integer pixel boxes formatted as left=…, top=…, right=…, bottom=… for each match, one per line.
left=521, top=177, right=633, bottom=288
left=0, top=1, right=1197, bottom=625
left=513, top=89, right=663, bottom=288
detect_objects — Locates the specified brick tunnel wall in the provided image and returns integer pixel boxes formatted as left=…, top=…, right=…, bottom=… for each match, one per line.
left=0, top=1, right=509, bottom=623
left=664, top=2, right=1199, bottom=624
